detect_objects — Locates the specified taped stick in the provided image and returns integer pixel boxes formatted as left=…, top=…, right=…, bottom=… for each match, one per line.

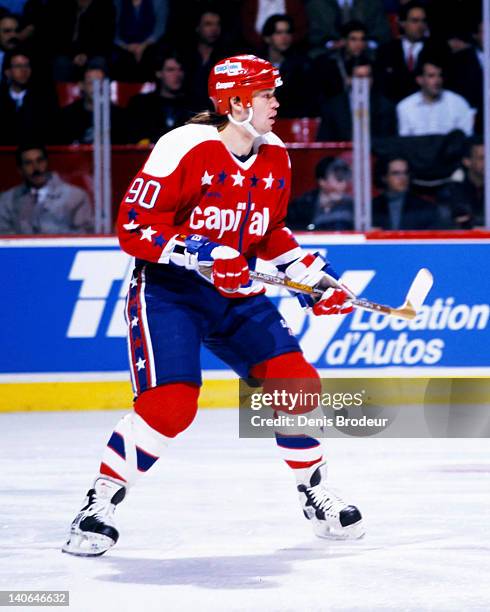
left=246, top=268, right=434, bottom=321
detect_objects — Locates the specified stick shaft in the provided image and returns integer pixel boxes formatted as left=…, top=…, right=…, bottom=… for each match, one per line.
left=247, top=270, right=417, bottom=320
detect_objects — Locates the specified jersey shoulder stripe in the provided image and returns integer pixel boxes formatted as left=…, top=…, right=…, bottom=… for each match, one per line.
left=259, top=131, right=286, bottom=149
left=143, top=124, right=220, bottom=178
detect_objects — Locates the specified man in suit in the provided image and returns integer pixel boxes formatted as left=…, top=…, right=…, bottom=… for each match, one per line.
left=306, top=0, right=390, bottom=57
left=317, top=59, right=397, bottom=141
left=314, top=20, right=370, bottom=100
left=127, top=52, right=193, bottom=143
left=372, top=156, right=441, bottom=230
left=0, top=50, right=59, bottom=145
left=375, top=1, right=450, bottom=102
left=447, top=20, right=483, bottom=133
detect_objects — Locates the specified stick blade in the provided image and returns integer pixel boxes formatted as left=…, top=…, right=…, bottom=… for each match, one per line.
left=403, top=268, right=434, bottom=311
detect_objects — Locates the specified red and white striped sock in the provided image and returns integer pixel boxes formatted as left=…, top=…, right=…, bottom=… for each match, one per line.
left=99, top=412, right=170, bottom=486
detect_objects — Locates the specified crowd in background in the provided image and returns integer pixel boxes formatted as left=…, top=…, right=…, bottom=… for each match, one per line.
left=0, top=0, right=486, bottom=232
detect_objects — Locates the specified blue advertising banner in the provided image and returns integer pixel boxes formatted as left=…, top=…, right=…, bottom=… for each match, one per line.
left=2, top=236, right=489, bottom=379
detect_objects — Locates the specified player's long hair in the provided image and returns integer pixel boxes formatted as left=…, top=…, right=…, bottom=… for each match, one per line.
left=187, top=111, right=228, bottom=130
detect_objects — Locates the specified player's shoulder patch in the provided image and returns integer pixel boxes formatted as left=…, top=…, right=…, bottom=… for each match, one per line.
left=143, top=124, right=220, bottom=177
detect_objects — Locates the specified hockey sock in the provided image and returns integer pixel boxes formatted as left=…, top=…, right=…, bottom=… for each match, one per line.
left=99, top=382, right=200, bottom=486
left=250, top=352, right=324, bottom=478
left=99, top=412, right=171, bottom=486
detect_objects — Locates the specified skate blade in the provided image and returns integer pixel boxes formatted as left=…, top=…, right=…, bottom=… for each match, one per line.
left=61, top=531, right=115, bottom=557
left=313, top=519, right=365, bottom=541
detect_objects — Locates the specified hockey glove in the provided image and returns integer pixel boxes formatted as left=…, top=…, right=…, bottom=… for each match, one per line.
left=283, top=253, right=353, bottom=316
left=163, top=234, right=250, bottom=293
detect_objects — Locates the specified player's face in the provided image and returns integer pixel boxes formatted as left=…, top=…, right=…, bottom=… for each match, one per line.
left=385, top=159, right=410, bottom=193
left=19, top=149, right=49, bottom=188
left=251, top=89, right=279, bottom=134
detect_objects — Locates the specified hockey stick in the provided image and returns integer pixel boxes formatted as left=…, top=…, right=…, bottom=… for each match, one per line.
left=199, top=263, right=433, bottom=320
left=245, top=267, right=433, bottom=320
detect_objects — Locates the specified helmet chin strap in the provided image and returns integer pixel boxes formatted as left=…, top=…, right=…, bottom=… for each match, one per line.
left=227, top=107, right=263, bottom=139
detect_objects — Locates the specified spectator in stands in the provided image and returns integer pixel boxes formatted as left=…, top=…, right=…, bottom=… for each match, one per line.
left=241, top=0, right=308, bottom=52
left=0, top=144, right=93, bottom=234
left=314, top=20, right=369, bottom=100
left=42, top=0, right=115, bottom=81
left=436, top=137, right=484, bottom=229
left=287, top=156, right=354, bottom=231
left=375, top=1, right=450, bottom=103
left=127, top=52, right=192, bottom=143
left=372, top=156, right=441, bottom=230
left=179, top=9, right=230, bottom=112
left=111, top=0, right=169, bottom=82
left=317, top=58, right=397, bottom=141
left=0, top=13, right=19, bottom=79
left=166, top=1, right=244, bottom=52
left=306, top=0, right=390, bottom=57
left=59, top=61, right=127, bottom=144
left=397, top=59, right=474, bottom=137
left=259, top=14, right=315, bottom=117
left=0, top=50, right=58, bottom=144
left=447, top=20, right=483, bottom=134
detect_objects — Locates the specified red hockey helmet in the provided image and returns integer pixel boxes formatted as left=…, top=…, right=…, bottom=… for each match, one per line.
left=208, top=55, right=282, bottom=115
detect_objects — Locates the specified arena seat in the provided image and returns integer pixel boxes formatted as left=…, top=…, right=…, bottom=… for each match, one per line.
left=110, top=81, right=156, bottom=107
left=56, top=82, right=82, bottom=107
left=56, top=81, right=156, bottom=108
left=274, top=118, right=321, bottom=143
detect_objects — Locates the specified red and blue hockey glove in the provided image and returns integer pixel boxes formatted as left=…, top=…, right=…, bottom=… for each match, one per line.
left=163, top=234, right=250, bottom=293
left=282, top=253, right=353, bottom=316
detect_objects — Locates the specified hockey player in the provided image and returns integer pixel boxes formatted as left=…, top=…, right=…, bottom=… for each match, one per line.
left=62, top=55, right=364, bottom=557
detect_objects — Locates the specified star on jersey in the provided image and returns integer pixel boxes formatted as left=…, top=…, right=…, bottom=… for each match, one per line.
left=140, top=226, right=157, bottom=241
left=217, top=170, right=227, bottom=184
left=123, top=220, right=140, bottom=231
left=153, top=234, right=165, bottom=247
left=128, top=208, right=138, bottom=220
left=263, top=172, right=274, bottom=189
left=130, top=277, right=138, bottom=288
left=231, top=169, right=245, bottom=186
left=201, top=170, right=214, bottom=185
left=250, top=173, right=259, bottom=187
left=136, top=357, right=146, bottom=371
left=131, top=316, right=139, bottom=328
left=277, top=177, right=285, bottom=189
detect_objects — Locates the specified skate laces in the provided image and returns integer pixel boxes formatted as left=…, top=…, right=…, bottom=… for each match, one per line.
left=308, top=484, right=346, bottom=515
left=85, top=490, right=116, bottom=523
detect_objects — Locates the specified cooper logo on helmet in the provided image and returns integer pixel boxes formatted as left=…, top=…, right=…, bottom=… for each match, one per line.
left=216, top=82, right=236, bottom=89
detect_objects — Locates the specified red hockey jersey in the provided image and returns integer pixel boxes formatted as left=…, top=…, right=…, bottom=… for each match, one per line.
left=116, top=124, right=302, bottom=294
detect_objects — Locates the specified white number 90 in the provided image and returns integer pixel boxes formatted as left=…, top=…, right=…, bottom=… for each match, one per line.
left=125, top=178, right=161, bottom=209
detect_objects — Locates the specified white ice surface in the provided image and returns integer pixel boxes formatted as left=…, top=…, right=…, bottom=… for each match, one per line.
left=0, top=409, right=489, bottom=612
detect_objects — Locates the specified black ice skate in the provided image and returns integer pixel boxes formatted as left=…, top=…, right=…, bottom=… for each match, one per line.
left=297, top=463, right=364, bottom=540
left=62, top=477, right=126, bottom=557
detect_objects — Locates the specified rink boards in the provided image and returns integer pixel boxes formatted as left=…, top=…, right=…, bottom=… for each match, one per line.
left=1, top=234, right=489, bottom=411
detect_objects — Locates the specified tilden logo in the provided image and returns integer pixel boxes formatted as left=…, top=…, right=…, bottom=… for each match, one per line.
left=67, top=251, right=132, bottom=338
